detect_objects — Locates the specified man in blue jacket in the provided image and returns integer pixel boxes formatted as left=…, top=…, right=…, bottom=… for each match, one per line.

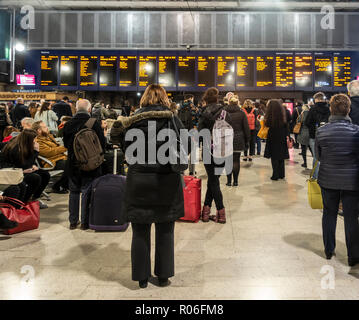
left=347, top=80, right=359, bottom=125
left=316, top=93, right=359, bottom=267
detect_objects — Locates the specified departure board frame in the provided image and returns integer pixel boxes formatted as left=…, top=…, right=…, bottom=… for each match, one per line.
left=40, top=54, right=59, bottom=88
left=79, top=55, right=99, bottom=88
left=314, top=52, right=333, bottom=89
left=157, top=52, right=177, bottom=91
left=28, top=50, right=356, bottom=93
left=138, top=52, right=157, bottom=90
left=99, top=55, right=118, bottom=90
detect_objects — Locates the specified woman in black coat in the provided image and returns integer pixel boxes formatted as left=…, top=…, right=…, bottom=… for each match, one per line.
left=119, top=84, right=185, bottom=289
left=264, top=100, right=290, bottom=180
left=224, top=95, right=250, bottom=186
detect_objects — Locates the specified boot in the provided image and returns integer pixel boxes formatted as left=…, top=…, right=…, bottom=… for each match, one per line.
left=201, top=205, right=211, bottom=222
left=209, top=208, right=226, bottom=224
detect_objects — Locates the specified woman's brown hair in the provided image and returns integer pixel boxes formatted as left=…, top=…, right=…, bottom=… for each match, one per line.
left=264, top=99, right=287, bottom=128
left=3, top=126, right=19, bottom=138
left=243, top=99, right=254, bottom=109
left=39, top=102, right=50, bottom=115
left=3, top=129, right=37, bottom=165
left=202, top=87, right=219, bottom=104
left=140, top=84, right=170, bottom=108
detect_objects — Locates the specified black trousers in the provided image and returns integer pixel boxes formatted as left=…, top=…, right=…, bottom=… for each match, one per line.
left=3, top=182, right=27, bottom=207
left=227, top=152, right=241, bottom=184
left=52, top=159, right=69, bottom=190
left=301, top=144, right=313, bottom=166
left=271, top=158, right=285, bottom=179
left=23, top=169, right=50, bottom=202
left=321, top=187, right=359, bottom=259
left=244, top=130, right=257, bottom=157
left=204, top=163, right=224, bottom=210
left=131, top=222, right=175, bottom=281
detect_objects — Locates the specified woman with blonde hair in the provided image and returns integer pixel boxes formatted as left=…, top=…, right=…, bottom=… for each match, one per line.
left=121, top=84, right=185, bottom=289
left=242, top=99, right=259, bottom=161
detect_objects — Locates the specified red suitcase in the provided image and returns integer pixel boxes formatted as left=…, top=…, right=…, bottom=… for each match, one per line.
left=180, top=175, right=202, bottom=223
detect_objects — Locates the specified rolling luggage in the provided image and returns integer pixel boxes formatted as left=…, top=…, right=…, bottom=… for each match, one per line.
left=180, top=175, right=202, bottom=223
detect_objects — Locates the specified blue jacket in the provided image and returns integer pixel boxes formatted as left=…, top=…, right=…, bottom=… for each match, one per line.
left=316, top=115, right=359, bottom=191
left=349, top=96, right=359, bottom=126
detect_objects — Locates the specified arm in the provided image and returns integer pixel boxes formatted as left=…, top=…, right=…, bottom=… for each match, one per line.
left=39, top=142, right=66, bottom=159
left=50, top=110, right=58, bottom=122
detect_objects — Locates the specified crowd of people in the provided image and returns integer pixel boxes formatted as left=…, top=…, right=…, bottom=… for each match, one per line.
left=1, top=80, right=359, bottom=287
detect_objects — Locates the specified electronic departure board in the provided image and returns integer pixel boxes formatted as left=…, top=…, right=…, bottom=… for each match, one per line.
left=178, top=56, right=196, bottom=87
left=256, top=56, right=274, bottom=87
left=197, top=56, right=215, bottom=87
left=315, top=56, right=332, bottom=88
left=100, top=56, right=117, bottom=87
left=158, top=56, right=176, bottom=88
left=80, top=56, right=98, bottom=87
left=334, top=56, right=351, bottom=87
left=119, top=56, right=137, bottom=87
left=295, top=55, right=313, bottom=88
left=217, top=56, right=235, bottom=88
left=40, top=55, right=58, bottom=86
left=276, top=55, right=294, bottom=88
left=139, top=56, right=156, bottom=87
left=60, top=56, right=78, bottom=87
left=236, top=56, right=254, bottom=87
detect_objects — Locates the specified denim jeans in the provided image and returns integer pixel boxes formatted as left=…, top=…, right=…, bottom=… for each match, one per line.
left=68, top=177, right=93, bottom=225
left=309, top=138, right=319, bottom=179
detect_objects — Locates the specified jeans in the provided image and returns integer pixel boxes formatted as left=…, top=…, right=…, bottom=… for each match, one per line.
left=68, top=176, right=93, bottom=225
left=131, top=222, right=175, bottom=281
left=271, top=159, right=285, bottom=179
left=256, top=135, right=261, bottom=155
left=321, top=187, right=359, bottom=259
left=309, top=138, right=319, bottom=179
left=204, top=163, right=224, bottom=210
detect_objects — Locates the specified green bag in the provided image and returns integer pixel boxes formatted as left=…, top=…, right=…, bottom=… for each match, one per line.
left=307, top=161, right=323, bottom=210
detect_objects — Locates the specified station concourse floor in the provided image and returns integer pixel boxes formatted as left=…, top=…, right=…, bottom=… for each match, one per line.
left=1, top=147, right=359, bottom=300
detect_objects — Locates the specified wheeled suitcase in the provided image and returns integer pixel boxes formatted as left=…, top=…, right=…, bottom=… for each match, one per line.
left=180, top=175, right=202, bottom=223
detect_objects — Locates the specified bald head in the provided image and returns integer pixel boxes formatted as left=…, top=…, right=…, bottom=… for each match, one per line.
left=347, top=80, right=359, bottom=98
left=76, top=99, right=92, bottom=113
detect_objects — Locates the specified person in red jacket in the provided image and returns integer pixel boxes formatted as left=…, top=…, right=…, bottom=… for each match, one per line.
left=242, top=99, right=259, bottom=162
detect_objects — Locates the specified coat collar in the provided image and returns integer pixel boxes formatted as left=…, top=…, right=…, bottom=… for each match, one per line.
left=119, top=109, right=173, bottom=129
left=329, top=115, right=352, bottom=123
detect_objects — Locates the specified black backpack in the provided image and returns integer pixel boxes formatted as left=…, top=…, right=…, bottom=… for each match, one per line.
left=178, top=105, right=193, bottom=130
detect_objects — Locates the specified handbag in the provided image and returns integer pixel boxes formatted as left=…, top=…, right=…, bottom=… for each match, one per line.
left=0, top=168, right=23, bottom=185
left=293, top=109, right=302, bottom=134
left=307, top=161, right=323, bottom=210
left=0, top=197, right=40, bottom=235
left=257, top=121, right=269, bottom=139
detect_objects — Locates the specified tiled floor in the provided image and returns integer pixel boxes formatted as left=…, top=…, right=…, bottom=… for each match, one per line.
left=1, top=147, right=359, bottom=300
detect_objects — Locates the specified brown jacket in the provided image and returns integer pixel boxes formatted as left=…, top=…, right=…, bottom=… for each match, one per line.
left=37, top=134, right=67, bottom=168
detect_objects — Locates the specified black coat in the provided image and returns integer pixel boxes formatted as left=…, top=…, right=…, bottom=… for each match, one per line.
left=52, top=101, right=73, bottom=123
left=264, top=125, right=289, bottom=160
left=10, top=104, right=31, bottom=126
left=120, top=104, right=185, bottom=224
left=305, top=102, right=330, bottom=139
left=224, top=104, right=250, bottom=151
left=63, top=111, right=106, bottom=183
left=198, top=103, right=231, bottom=132
left=316, top=115, right=359, bottom=191
left=349, top=96, right=359, bottom=126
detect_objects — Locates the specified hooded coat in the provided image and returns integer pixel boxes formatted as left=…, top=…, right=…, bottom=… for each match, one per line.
left=304, top=102, right=330, bottom=139
left=118, top=104, right=185, bottom=224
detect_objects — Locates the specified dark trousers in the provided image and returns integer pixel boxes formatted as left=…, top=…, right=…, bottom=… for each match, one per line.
left=68, top=176, right=93, bottom=225
left=321, top=187, right=359, bottom=259
left=244, top=130, right=257, bottom=157
left=3, top=182, right=27, bottom=207
left=52, top=160, right=69, bottom=190
left=204, top=163, right=224, bottom=210
left=301, top=144, right=313, bottom=166
left=256, top=135, right=261, bottom=155
left=271, top=158, right=285, bottom=179
left=227, top=152, right=241, bottom=184
left=23, top=170, right=50, bottom=202
left=131, top=222, right=175, bottom=281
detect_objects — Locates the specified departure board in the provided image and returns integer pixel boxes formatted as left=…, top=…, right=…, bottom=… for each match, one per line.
left=40, top=55, right=58, bottom=86
left=295, top=55, right=313, bottom=88
left=119, top=56, right=137, bottom=87
left=197, top=56, right=215, bottom=87
left=80, top=56, right=98, bottom=87
left=139, top=56, right=156, bottom=87
left=315, top=56, right=332, bottom=88
left=217, top=56, right=235, bottom=87
left=236, top=56, right=254, bottom=87
left=178, top=56, right=196, bottom=87
left=256, top=56, right=274, bottom=87
left=99, top=56, right=117, bottom=87
left=276, top=55, right=294, bottom=87
left=158, top=56, right=176, bottom=87
left=60, top=56, right=78, bottom=86
left=334, top=56, right=351, bottom=87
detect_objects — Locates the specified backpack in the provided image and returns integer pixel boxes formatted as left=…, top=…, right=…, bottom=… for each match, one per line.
left=0, top=107, right=7, bottom=127
left=91, top=107, right=103, bottom=121
left=244, top=108, right=256, bottom=130
left=178, top=104, right=193, bottom=130
left=73, top=118, right=104, bottom=171
left=212, top=110, right=234, bottom=159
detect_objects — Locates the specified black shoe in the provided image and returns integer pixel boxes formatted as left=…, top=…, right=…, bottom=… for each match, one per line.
left=80, top=223, right=89, bottom=230
left=233, top=182, right=238, bottom=187
left=248, top=158, right=253, bottom=162
left=301, top=163, right=307, bottom=168
left=257, top=153, right=260, bottom=156
left=271, top=177, right=279, bottom=181
left=326, top=252, right=335, bottom=260
left=158, top=277, right=170, bottom=287
left=51, top=187, right=69, bottom=194
left=226, top=182, right=232, bottom=186
left=189, top=172, right=193, bottom=176
left=299, top=153, right=303, bottom=156
left=243, top=158, right=248, bottom=161
left=69, top=222, right=79, bottom=230
left=139, top=279, right=148, bottom=288
left=348, top=258, right=359, bottom=267
left=0, top=213, right=18, bottom=230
